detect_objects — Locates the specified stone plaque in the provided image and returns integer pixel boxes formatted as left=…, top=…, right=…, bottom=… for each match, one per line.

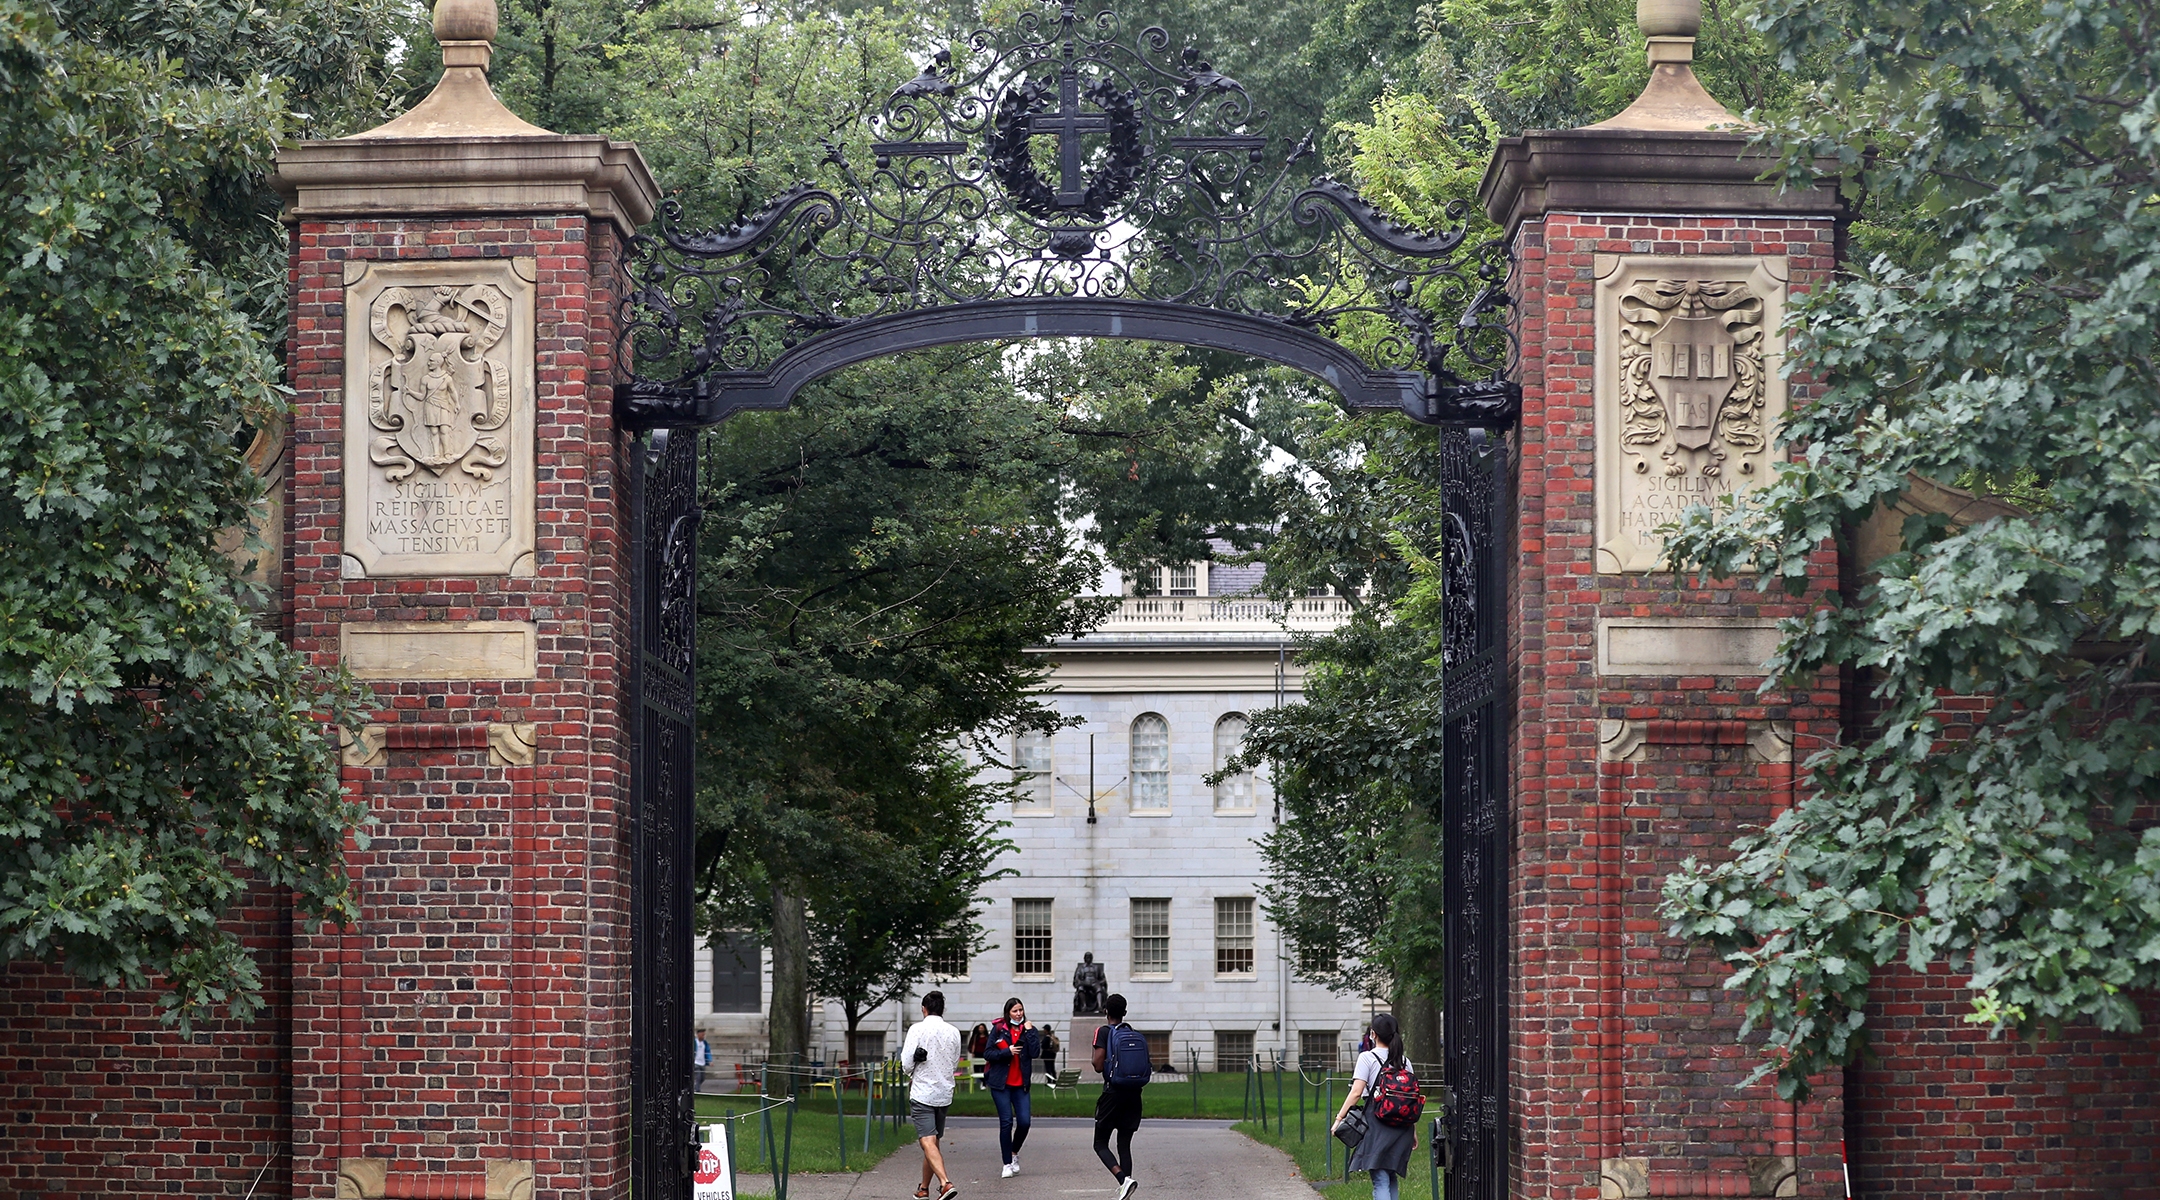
left=341, top=620, right=539, bottom=680
left=1594, top=255, right=1788, bottom=573
left=343, top=258, right=536, bottom=577
left=1596, top=616, right=1781, bottom=676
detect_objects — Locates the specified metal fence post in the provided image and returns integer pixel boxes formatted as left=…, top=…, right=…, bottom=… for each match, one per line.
left=724, top=1118, right=740, bottom=1200
left=834, top=1069, right=847, bottom=1170
left=1324, top=1075, right=1333, bottom=1176
left=778, top=1089, right=797, bottom=1200
left=762, top=1099, right=779, bottom=1196
left=1430, top=1115, right=1441, bottom=1200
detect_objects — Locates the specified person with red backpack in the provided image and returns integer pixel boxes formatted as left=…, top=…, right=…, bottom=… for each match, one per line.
left=1328, top=1012, right=1421, bottom=1200
left=1090, top=993, right=1147, bottom=1200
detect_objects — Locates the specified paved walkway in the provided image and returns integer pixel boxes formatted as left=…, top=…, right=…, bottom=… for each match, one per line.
left=758, top=1116, right=1316, bottom=1200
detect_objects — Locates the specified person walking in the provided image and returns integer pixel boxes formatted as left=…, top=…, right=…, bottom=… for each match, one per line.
left=1330, top=1012, right=1417, bottom=1200
left=692, top=1030, right=711, bottom=1094
left=1039, top=1025, right=1061, bottom=1082
left=983, top=997, right=1041, bottom=1178
left=900, top=990, right=964, bottom=1200
left=1089, top=993, right=1148, bottom=1200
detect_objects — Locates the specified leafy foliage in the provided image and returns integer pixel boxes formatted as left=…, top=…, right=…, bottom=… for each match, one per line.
left=687, top=349, right=1112, bottom=1053
left=1657, top=0, right=2160, bottom=1097
left=0, top=0, right=397, bottom=1022
left=1208, top=87, right=1493, bottom=1005
left=803, top=755, right=1014, bottom=1043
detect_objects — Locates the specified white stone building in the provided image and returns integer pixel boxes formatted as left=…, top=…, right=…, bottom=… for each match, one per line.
left=693, top=560, right=1380, bottom=1077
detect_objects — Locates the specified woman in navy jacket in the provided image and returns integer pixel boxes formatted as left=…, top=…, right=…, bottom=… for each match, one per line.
left=982, top=997, right=1042, bottom=1176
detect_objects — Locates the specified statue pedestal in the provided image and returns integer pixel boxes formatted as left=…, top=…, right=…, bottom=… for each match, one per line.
left=1069, top=1017, right=1107, bottom=1079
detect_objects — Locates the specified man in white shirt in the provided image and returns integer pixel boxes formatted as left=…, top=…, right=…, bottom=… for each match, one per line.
left=900, top=990, right=964, bottom=1200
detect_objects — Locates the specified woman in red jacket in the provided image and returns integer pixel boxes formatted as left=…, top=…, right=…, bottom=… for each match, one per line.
left=982, top=997, right=1041, bottom=1177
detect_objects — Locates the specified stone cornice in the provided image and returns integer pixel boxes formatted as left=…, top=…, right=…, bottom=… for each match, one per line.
left=273, top=134, right=659, bottom=237
left=1478, top=127, right=1846, bottom=236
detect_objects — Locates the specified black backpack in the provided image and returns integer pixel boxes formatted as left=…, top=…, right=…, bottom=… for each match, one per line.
left=1104, top=1024, right=1152, bottom=1087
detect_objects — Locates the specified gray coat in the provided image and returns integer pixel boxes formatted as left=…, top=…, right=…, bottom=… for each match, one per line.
left=1348, top=1105, right=1416, bottom=1176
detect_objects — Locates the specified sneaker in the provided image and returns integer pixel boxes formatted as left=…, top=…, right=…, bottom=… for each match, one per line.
left=1000, top=1164, right=1017, bottom=1179
left=939, top=1187, right=960, bottom=1200
left=1010, top=1158, right=1020, bottom=1176
left=1115, top=1178, right=1138, bottom=1200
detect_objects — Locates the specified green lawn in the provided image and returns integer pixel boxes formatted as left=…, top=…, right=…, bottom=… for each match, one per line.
left=693, top=1091, right=915, bottom=1190
left=1234, top=1110, right=1444, bottom=1200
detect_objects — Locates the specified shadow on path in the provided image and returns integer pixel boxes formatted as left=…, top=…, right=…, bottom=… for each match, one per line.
left=765, top=1115, right=1317, bottom=1200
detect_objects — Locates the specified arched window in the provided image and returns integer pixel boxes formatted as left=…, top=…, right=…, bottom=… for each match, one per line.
left=1214, top=713, right=1254, bottom=811
left=1130, top=713, right=1170, bottom=810
left=1014, top=729, right=1053, bottom=811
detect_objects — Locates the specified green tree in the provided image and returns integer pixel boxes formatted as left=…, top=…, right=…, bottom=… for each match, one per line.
left=690, top=350, right=1111, bottom=1068
left=0, top=0, right=409, bottom=1023
left=804, top=755, right=1012, bottom=1052
left=1658, top=0, right=2160, bottom=1097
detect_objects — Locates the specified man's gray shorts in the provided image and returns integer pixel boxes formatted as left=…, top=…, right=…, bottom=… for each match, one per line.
left=910, top=1101, right=949, bottom=1140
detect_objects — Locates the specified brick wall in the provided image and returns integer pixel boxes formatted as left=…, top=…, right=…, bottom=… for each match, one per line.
left=1850, top=969, right=2160, bottom=1198
left=1506, top=213, right=1846, bottom=1198
left=281, top=214, right=634, bottom=1199
left=0, top=894, right=291, bottom=1198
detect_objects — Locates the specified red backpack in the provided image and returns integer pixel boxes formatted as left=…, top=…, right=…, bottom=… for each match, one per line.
left=1370, top=1060, right=1425, bottom=1128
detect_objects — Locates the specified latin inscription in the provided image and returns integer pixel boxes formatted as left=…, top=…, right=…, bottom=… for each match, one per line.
left=342, top=259, right=535, bottom=576
left=367, top=478, right=515, bottom=555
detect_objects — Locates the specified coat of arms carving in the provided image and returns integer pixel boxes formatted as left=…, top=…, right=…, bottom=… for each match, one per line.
left=367, top=284, right=514, bottom=481
left=1616, top=279, right=1766, bottom=477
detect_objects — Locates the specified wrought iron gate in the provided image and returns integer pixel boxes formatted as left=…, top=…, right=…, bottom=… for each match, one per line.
left=614, top=3, right=1524, bottom=1192
left=1439, top=427, right=1509, bottom=1200
left=630, top=427, right=701, bottom=1200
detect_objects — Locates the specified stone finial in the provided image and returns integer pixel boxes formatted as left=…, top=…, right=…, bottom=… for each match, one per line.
left=349, top=0, right=551, bottom=139
left=1586, top=0, right=1744, bottom=131
left=1637, top=0, right=1701, bottom=38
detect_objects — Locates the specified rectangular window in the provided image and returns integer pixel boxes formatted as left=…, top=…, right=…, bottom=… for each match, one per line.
left=1143, top=1030, right=1172, bottom=1069
left=1299, top=1029, right=1340, bottom=1071
left=1014, top=899, right=1054, bottom=977
left=1214, top=1029, right=1255, bottom=1071
left=851, top=1031, right=886, bottom=1063
left=1166, top=563, right=1198, bottom=596
left=1130, top=898, right=1170, bottom=977
left=711, top=932, right=762, bottom=1013
left=1296, top=936, right=1339, bottom=977
left=1131, top=714, right=1170, bottom=811
left=1213, top=714, right=1254, bottom=812
left=1215, top=897, right=1255, bottom=976
left=1014, top=730, right=1053, bottom=811
left=929, top=924, right=970, bottom=980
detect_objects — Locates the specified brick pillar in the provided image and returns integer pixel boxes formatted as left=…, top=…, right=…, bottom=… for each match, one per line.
left=1478, top=6, right=1846, bottom=1198
left=272, top=2, right=656, bottom=1196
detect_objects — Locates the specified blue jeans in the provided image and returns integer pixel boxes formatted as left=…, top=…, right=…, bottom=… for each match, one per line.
left=990, top=1085, right=1032, bottom=1163
left=1371, top=1169, right=1400, bottom=1200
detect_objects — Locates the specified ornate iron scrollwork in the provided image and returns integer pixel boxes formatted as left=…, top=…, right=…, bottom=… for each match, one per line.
left=1440, top=426, right=1509, bottom=1200
left=631, top=427, right=701, bottom=1200
left=618, top=0, right=1518, bottom=429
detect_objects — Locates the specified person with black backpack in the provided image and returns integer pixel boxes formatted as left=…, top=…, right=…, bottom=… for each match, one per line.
left=1090, top=993, right=1148, bottom=1200
left=1328, top=1012, right=1421, bottom=1200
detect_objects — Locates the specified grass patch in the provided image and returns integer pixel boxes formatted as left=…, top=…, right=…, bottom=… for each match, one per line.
left=1234, top=1111, right=1443, bottom=1200
left=693, top=1091, right=915, bottom=1183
